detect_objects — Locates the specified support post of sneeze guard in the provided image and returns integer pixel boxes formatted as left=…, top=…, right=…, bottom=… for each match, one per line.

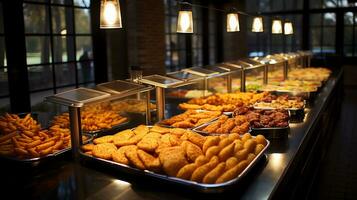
left=69, top=106, right=82, bottom=161
left=263, top=65, right=268, bottom=85
left=145, top=91, right=151, bottom=124
left=283, top=61, right=288, bottom=81
left=227, top=74, right=232, bottom=93
left=241, top=70, right=246, bottom=92
left=155, top=87, right=165, bottom=121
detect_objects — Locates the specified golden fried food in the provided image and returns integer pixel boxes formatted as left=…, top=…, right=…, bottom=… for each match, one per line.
left=200, top=115, right=249, bottom=135
left=184, top=141, right=203, bottom=162
left=133, top=125, right=150, bottom=136
left=124, top=145, right=146, bottom=170
left=225, top=157, right=239, bottom=170
left=186, top=131, right=205, bottom=148
left=255, top=135, right=268, bottom=146
left=194, top=155, right=209, bottom=166
left=110, top=99, right=156, bottom=113
left=218, top=138, right=234, bottom=150
left=81, top=144, right=95, bottom=152
left=228, top=133, right=240, bottom=141
left=159, top=146, right=188, bottom=177
left=205, top=146, right=221, bottom=160
left=113, top=130, right=135, bottom=147
left=233, top=140, right=243, bottom=153
left=191, top=156, right=219, bottom=182
left=92, top=143, right=117, bottom=160
left=137, top=149, right=161, bottom=172
left=244, top=139, right=257, bottom=153
left=218, top=143, right=235, bottom=162
left=176, top=163, right=198, bottom=179
left=112, top=146, right=131, bottom=165
left=254, top=144, right=265, bottom=155
left=137, top=132, right=161, bottom=152
left=202, top=136, right=220, bottom=154
left=247, top=153, right=256, bottom=163
left=241, top=133, right=252, bottom=143
left=203, top=162, right=226, bottom=184
left=93, top=135, right=114, bottom=144
left=216, top=160, right=248, bottom=183
left=234, top=149, right=248, bottom=162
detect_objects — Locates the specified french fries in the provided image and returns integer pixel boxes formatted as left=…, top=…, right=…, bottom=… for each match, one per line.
left=0, top=113, right=88, bottom=159
left=51, top=104, right=128, bottom=132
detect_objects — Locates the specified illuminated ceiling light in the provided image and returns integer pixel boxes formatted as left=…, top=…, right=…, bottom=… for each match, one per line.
left=272, top=19, right=283, bottom=34
left=252, top=17, right=264, bottom=32
left=177, top=3, right=193, bottom=33
left=284, top=21, right=294, bottom=35
left=100, top=0, right=122, bottom=29
left=227, top=13, right=240, bottom=32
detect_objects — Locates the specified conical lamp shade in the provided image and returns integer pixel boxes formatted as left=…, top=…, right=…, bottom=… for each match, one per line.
left=177, top=10, right=193, bottom=33
left=252, top=17, right=263, bottom=32
left=272, top=19, right=283, bottom=34
left=100, top=0, right=122, bottom=29
left=284, top=21, right=294, bottom=35
left=227, top=13, right=240, bottom=32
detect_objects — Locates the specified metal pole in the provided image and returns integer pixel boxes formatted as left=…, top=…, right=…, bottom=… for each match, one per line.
left=68, top=106, right=82, bottom=161
left=145, top=91, right=151, bottom=124
left=155, top=87, right=165, bottom=121
left=263, top=65, right=268, bottom=85
left=283, top=61, right=288, bottom=81
left=227, top=74, right=232, bottom=93
left=241, top=70, right=246, bottom=92
left=204, top=78, right=208, bottom=96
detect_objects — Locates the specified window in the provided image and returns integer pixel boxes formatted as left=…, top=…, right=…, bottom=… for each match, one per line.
left=164, top=0, right=216, bottom=72
left=310, top=0, right=357, bottom=9
left=0, top=2, right=9, bottom=112
left=344, top=12, right=357, bottom=56
left=23, top=0, right=93, bottom=106
left=309, top=13, right=336, bottom=55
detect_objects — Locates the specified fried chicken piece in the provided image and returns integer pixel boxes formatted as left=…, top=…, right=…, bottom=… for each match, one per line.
left=181, top=141, right=203, bottom=162
left=225, top=157, right=239, bottom=171
left=133, top=125, right=150, bottom=135
left=137, top=132, right=161, bottom=152
left=202, top=162, right=226, bottom=184
left=216, top=160, right=248, bottom=183
left=159, top=146, right=188, bottom=177
left=113, top=130, right=135, bottom=147
left=202, top=136, right=220, bottom=154
left=137, top=149, right=161, bottom=172
left=217, top=118, right=236, bottom=134
left=112, top=146, right=132, bottom=165
left=124, top=145, right=146, bottom=170
left=186, top=130, right=205, bottom=148
left=218, top=143, right=235, bottom=162
left=93, top=135, right=114, bottom=144
left=150, top=125, right=171, bottom=134
left=92, top=143, right=117, bottom=160
left=202, top=121, right=221, bottom=133
left=172, top=121, right=195, bottom=128
left=176, top=163, right=198, bottom=179
left=191, top=156, right=219, bottom=183
left=230, top=122, right=250, bottom=134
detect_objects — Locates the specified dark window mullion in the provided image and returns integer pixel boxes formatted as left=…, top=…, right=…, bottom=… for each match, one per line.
left=48, top=4, right=57, bottom=94
left=71, top=2, right=79, bottom=87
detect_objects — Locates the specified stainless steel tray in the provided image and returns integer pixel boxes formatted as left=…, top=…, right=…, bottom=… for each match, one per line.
left=253, top=101, right=305, bottom=123
left=0, top=133, right=93, bottom=166
left=79, top=135, right=270, bottom=193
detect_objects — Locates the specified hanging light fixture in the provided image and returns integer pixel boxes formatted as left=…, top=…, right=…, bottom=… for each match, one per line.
left=100, top=0, right=122, bottom=29
left=177, top=2, right=193, bottom=33
left=227, top=11, right=240, bottom=32
left=272, top=19, right=283, bottom=34
left=284, top=21, right=294, bottom=35
left=252, top=17, right=264, bottom=32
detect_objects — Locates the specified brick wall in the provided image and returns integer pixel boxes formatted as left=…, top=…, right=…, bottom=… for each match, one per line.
left=127, top=0, right=166, bottom=75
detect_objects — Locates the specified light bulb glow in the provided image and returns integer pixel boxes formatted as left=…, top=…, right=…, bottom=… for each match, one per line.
left=227, top=13, right=240, bottom=32
left=252, top=17, right=263, bottom=32
left=272, top=19, right=283, bottom=34
left=100, top=0, right=122, bottom=29
left=177, top=10, right=193, bottom=33
left=104, top=2, right=117, bottom=25
left=284, top=22, right=294, bottom=35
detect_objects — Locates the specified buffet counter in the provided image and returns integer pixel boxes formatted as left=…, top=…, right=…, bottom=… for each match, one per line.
left=1, top=69, right=343, bottom=200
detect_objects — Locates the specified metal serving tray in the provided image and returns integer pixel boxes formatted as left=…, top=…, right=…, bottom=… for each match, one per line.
left=0, top=133, right=93, bottom=167
left=253, top=101, right=306, bottom=123
left=155, top=110, right=224, bottom=129
left=79, top=135, right=270, bottom=193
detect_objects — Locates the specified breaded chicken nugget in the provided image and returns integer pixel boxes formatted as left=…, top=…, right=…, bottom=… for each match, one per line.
left=93, top=135, right=114, bottom=144
left=215, top=160, right=248, bottom=183
left=124, top=145, right=146, bottom=170
left=202, top=162, right=226, bottom=184
left=113, top=130, right=135, bottom=147
left=218, top=138, right=234, bottom=150
left=150, top=126, right=171, bottom=134
left=133, top=125, right=149, bottom=135
left=92, top=143, right=117, bottom=160
left=191, top=156, right=219, bottom=183
left=137, top=132, right=161, bottom=152
left=202, top=136, right=220, bottom=154
left=218, top=143, right=235, bottom=162
left=254, top=144, right=265, bottom=155
left=234, top=149, right=248, bottom=162
left=169, top=128, right=187, bottom=137
left=81, top=143, right=95, bottom=152
left=176, top=163, right=198, bottom=179
left=225, top=157, right=239, bottom=170
left=228, top=133, right=240, bottom=141
left=187, top=131, right=205, bottom=148
left=112, top=146, right=132, bottom=165
left=241, top=132, right=252, bottom=142
left=169, top=134, right=181, bottom=146
left=194, top=155, right=209, bottom=166
left=233, top=140, right=243, bottom=153
left=137, top=149, right=161, bottom=172
left=205, top=146, right=221, bottom=160
left=255, top=135, right=267, bottom=146
left=185, top=141, right=203, bottom=162
left=159, top=146, right=188, bottom=176
left=243, top=139, right=257, bottom=153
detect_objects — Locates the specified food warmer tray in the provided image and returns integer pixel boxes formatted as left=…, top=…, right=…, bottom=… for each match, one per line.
left=155, top=110, right=227, bottom=130
left=253, top=101, right=306, bottom=123
left=0, top=133, right=93, bottom=167
left=79, top=135, right=270, bottom=193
